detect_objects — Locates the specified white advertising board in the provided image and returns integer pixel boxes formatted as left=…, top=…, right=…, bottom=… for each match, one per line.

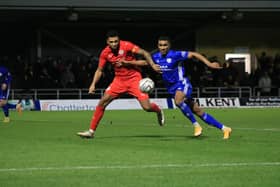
left=39, top=99, right=169, bottom=111
left=39, top=98, right=240, bottom=111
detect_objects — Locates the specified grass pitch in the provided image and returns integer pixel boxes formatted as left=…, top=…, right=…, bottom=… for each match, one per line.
left=0, top=108, right=279, bottom=187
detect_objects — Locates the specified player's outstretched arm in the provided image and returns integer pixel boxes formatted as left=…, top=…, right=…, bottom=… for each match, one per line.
left=120, top=59, right=148, bottom=66
left=89, top=67, right=103, bottom=94
left=188, top=51, right=222, bottom=69
left=137, top=48, right=162, bottom=73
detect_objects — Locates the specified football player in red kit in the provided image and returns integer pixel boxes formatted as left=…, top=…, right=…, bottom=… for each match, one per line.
left=77, top=30, right=164, bottom=138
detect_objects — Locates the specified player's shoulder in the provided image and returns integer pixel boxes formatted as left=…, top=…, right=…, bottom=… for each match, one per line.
left=152, top=51, right=160, bottom=58
left=171, top=50, right=189, bottom=58
left=100, top=46, right=111, bottom=56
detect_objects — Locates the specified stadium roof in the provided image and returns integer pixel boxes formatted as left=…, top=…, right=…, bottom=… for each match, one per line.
left=0, top=1, right=279, bottom=27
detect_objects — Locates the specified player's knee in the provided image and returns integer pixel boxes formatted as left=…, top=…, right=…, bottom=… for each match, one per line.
left=174, top=100, right=183, bottom=107
left=193, top=106, right=204, bottom=116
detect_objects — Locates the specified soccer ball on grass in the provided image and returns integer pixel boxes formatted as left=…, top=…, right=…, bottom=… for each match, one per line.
left=139, top=78, right=155, bottom=94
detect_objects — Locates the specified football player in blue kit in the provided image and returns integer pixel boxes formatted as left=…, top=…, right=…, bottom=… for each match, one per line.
left=0, top=66, right=22, bottom=123
left=122, top=36, right=232, bottom=139
left=153, top=36, right=232, bottom=139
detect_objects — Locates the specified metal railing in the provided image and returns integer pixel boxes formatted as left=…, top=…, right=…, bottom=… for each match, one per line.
left=9, top=86, right=279, bottom=100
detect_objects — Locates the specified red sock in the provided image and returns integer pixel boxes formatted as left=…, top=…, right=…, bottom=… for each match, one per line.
left=90, top=105, right=105, bottom=131
left=150, top=102, right=161, bottom=113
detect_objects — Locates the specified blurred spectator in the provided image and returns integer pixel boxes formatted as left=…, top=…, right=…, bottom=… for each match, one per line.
left=258, top=51, right=273, bottom=71
left=258, top=71, right=272, bottom=96
left=76, top=64, right=89, bottom=88
left=40, top=67, right=53, bottom=88
left=60, top=64, right=76, bottom=88
left=22, top=63, right=35, bottom=89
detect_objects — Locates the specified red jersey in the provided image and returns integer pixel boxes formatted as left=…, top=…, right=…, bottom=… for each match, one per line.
left=99, top=40, right=142, bottom=79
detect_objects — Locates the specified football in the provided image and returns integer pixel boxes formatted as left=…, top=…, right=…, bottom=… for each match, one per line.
left=139, top=78, right=155, bottom=94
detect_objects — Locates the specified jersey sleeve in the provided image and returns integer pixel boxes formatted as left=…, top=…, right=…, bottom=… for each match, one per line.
left=175, top=51, right=189, bottom=62
left=125, top=41, right=140, bottom=54
left=98, top=50, right=107, bottom=68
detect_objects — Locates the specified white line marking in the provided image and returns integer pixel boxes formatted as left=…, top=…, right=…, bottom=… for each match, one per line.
left=0, top=162, right=279, bottom=172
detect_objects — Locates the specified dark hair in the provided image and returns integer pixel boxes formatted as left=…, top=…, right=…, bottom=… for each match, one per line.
left=158, top=35, right=171, bottom=42
left=106, top=30, right=119, bottom=38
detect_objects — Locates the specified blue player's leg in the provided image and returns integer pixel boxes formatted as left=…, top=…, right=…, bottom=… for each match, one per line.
left=0, top=88, right=22, bottom=123
left=191, top=102, right=232, bottom=139
left=174, top=90, right=202, bottom=137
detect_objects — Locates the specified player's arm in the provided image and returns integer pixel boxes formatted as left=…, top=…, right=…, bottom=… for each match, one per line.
left=89, top=54, right=106, bottom=94
left=188, top=51, right=221, bottom=69
left=120, top=59, right=148, bottom=66
left=89, top=67, right=103, bottom=94
left=136, top=48, right=161, bottom=73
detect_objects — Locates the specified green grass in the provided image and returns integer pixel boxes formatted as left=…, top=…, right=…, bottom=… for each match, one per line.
left=0, top=108, right=279, bottom=187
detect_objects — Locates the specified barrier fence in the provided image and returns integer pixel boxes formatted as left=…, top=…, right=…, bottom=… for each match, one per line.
left=9, top=86, right=279, bottom=100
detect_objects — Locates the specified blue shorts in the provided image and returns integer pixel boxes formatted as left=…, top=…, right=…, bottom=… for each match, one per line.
left=166, top=78, right=193, bottom=99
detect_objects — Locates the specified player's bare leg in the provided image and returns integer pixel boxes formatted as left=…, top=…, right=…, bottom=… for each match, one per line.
left=192, top=102, right=232, bottom=139
left=139, top=99, right=165, bottom=126
left=175, top=91, right=202, bottom=137
left=77, top=93, right=114, bottom=139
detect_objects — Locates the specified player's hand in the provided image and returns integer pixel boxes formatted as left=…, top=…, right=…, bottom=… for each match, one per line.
left=115, top=59, right=124, bottom=67
left=152, top=64, right=162, bottom=73
left=88, top=84, right=96, bottom=94
left=115, top=58, right=132, bottom=67
left=116, top=59, right=130, bottom=67
left=209, top=62, right=222, bottom=69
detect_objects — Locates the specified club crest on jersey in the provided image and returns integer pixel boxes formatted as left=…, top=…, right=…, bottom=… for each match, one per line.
left=167, top=58, right=172, bottom=63
left=181, top=51, right=187, bottom=57
left=119, top=50, right=124, bottom=55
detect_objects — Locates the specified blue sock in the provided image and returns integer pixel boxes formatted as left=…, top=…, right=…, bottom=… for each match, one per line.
left=200, top=113, right=223, bottom=129
left=2, top=104, right=9, bottom=117
left=178, top=102, right=197, bottom=124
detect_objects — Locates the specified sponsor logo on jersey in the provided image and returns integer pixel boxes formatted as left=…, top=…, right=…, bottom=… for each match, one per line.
left=181, top=51, right=187, bottom=57
left=119, top=50, right=124, bottom=55
left=167, top=58, right=172, bottom=63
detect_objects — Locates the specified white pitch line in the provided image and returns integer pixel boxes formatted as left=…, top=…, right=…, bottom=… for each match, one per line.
left=0, top=162, right=279, bottom=172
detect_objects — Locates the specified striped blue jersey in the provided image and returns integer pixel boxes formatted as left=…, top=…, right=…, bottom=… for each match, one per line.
left=0, top=66, right=12, bottom=85
left=152, top=50, right=190, bottom=87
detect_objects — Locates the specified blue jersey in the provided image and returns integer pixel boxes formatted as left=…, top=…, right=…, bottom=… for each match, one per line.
left=0, top=66, right=12, bottom=85
left=152, top=50, right=192, bottom=97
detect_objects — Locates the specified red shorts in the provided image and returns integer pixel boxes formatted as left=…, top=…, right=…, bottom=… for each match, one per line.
left=105, top=76, right=149, bottom=101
